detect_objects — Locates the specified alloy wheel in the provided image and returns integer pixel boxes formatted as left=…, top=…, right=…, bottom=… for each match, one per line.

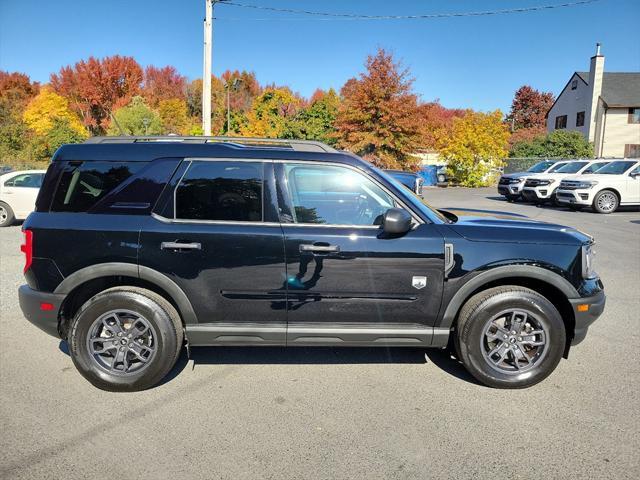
left=596, top=192, right=617, bottom=213
left=480, top=309, right=548, bottom=374
left=0, top=206, right=7, bottom=223
left=86, top=309, right=157, bottom=375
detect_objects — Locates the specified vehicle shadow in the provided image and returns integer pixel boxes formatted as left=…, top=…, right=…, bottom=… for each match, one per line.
left=58, top=342, right=481, bottom=386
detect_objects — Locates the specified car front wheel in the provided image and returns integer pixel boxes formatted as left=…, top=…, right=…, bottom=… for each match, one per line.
left=69, top=287, right=183, bottom=392
left=456, top=286, right=565, bottom=388
left=593, top=190, right=619, bottom=214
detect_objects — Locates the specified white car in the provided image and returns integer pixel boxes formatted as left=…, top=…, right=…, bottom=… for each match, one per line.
left=521, top=160, right=610, bottom=206
left=0, top=170, right=46, bottom=227
left=556, top=159, right=640, bottom=213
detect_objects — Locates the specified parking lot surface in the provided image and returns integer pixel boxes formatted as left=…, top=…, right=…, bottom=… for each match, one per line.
left=1, top=187, right=639, bottom=479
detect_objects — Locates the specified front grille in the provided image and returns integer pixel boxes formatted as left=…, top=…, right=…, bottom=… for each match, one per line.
left=557, top=191, right=574, bottom=198
left=525, top=179, right=541, bottom=187
left=499, top=177, right=511, bottom=185
left=560, top=181, right=581, bottom=190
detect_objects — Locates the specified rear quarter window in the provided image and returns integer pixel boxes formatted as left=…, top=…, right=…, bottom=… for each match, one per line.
left=51, top=162, right=145, bottom=212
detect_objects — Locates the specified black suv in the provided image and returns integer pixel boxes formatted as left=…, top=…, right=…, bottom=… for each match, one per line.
left=19, top=136, right=605, bottom=391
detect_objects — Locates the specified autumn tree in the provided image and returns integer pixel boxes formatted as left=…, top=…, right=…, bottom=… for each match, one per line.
left=221, top=70, right=262, bottom=113
left=418, top=101, right=465, bottom=150
left=50, top=56, right=143, bottom=134
left=107, top=96, right=161, bottom=136
left=0, top=71, right=39, bottom=113
left=23, top=86, right=86, bottom=137
left=241, top=87, right=302, bottom=138
left=438, top=110, right=510, bottom=187
left=142, top=66, right=186, bottom=107
left=0, top=71, right=39, bottom=160
left=335, top=49, right=423, bottom=170
left=158, top=98, right=190, bottom=134
left=507, top=86, right=554, bottom=130
left=284, top=88, right=340, bottom=145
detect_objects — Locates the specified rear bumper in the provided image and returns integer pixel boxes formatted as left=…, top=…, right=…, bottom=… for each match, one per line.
left=569, top=290, right=606, bottom=346
left=18, top=284, right=65, bottom=338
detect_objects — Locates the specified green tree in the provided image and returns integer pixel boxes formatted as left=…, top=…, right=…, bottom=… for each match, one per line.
left=284, top=88, right=340, bottom=145
left=335, top=49, right=423, bottom=171
left=510, top=130, right=593, bottom=158
left=439, top=110, right=510, bottom=187
left=107, top=96, right=162, bottom=136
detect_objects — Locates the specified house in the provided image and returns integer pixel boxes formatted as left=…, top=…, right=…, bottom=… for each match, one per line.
left=546, top=44, right=640, bottom=158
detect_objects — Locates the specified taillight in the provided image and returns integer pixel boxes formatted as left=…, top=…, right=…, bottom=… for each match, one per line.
left=20, top=229, right=33, bottom=273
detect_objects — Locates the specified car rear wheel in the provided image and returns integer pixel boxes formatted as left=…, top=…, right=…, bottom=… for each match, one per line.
left=0, top=202, right=15, bottom=227
left=69, top=287, right=183, bottom=392
left=593, top=190, right=619, bottom=214
left=456, top=286, right=565, bottom=388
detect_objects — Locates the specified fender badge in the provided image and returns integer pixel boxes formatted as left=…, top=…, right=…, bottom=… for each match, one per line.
left=412, top=276, right=427, bottom=289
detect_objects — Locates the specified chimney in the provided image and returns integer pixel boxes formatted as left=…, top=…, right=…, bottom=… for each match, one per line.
left=586, top=43, right=605, bottom=142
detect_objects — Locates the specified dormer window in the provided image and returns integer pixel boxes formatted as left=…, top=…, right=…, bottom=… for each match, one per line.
left=571, top=79, right=578, bottom=90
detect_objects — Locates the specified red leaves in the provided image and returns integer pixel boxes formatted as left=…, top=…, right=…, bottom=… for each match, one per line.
left=142, top=66, right=186, bottom=107
left=50, top=56, right=143, bottom=133
left=507, top=85, right=555, bottom=131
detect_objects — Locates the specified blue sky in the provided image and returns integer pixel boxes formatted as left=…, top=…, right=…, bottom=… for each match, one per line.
left=1, top=0, right=638, bottom=112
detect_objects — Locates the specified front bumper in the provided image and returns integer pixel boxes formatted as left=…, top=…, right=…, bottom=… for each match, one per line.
left=19, top=284, right=65, bottom=338
left=522, top=186, right=555, bottom=201
left=569, top=289, right=606, bottom=346
left=498, top=182, right=525, bottom=196
left=555, top=189, right=593, bottom=206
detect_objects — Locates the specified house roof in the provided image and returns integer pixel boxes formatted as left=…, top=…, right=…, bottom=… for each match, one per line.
left=576, top=71, right=640, bottom=107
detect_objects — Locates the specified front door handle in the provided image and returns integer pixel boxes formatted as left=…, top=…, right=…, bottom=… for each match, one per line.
left=161, top=241, right=202, bottom=251
left=299, top=244, right=340, bottom=253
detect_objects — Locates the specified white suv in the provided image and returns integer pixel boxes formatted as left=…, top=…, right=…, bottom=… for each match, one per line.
left=0, top=170, right=46, bottom=227
left=521, top=160, right=610, bottom=206
left=556, top=160, right=640, bottom=213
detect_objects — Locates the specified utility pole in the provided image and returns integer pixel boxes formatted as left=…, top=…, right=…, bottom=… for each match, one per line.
left=202, top=0, right=214, bottom=136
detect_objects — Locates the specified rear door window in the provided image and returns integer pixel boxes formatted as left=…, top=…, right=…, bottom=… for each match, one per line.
left=51, top=162, right=145, bottom=212
left=175, top=161, right=263, bottom=222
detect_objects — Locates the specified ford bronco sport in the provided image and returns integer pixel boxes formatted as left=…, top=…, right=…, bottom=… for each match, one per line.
left=19, top=136, right=606, bottom=391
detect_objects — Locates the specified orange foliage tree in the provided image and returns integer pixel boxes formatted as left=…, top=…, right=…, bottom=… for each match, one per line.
left=335, top=49, right=423, bottom=170
left=50, top=56, right=143, bottom=134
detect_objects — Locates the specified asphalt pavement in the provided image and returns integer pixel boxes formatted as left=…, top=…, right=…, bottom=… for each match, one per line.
left=1, top=187, right=638, bottom=479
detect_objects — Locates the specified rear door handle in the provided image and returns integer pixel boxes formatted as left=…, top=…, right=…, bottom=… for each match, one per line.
left=161, top=241, right=202, bottom=251
left=299, top=244, right=340, bottom=253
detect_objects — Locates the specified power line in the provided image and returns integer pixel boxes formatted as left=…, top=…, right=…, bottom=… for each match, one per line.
left=220, top=0, right=601, bottom=20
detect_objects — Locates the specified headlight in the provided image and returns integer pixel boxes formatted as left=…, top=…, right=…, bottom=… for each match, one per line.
left=582, top=244, right=597, bottom=279
left=576, top=181, right=598, bottom=189
left=538, top=179, right=556, bottom=186
left=511, top=177, right=525, bottom=184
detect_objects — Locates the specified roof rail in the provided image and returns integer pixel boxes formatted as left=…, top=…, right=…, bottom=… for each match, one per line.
left=84, top=136, right=338, bottom=153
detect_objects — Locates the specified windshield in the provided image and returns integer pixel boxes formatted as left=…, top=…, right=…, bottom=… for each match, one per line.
left=548, top=162, right=569, bottom=172
left=555, top=162, right=587, bottom=174
left=374, top=167, right=450, bottom=223
left=527, top=161, right=555, bottom=173
left=594, top=161, right=637, bottom=175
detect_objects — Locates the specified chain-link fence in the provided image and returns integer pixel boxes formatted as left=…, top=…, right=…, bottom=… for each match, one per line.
left=503, top=157, right=591, bottom=174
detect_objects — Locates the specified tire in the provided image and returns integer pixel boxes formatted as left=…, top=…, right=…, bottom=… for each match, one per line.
left=592, top=189, right=619, bottom=214
left=0, top=202, right=15, bottom=227
left=456, top=286, right=565, bottom=389
left=437, top=174, right=446, bottom=183
left=69, top=287, right=183, bottom=392
left=505, top=194, right=519, bottom=203
left=550, top=192, right=562, bottom=207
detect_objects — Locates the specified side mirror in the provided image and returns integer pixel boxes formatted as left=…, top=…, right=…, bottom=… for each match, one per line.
left=630, top=172, right=639, bottom=179
left=382, top=208, right=412, bottom=234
